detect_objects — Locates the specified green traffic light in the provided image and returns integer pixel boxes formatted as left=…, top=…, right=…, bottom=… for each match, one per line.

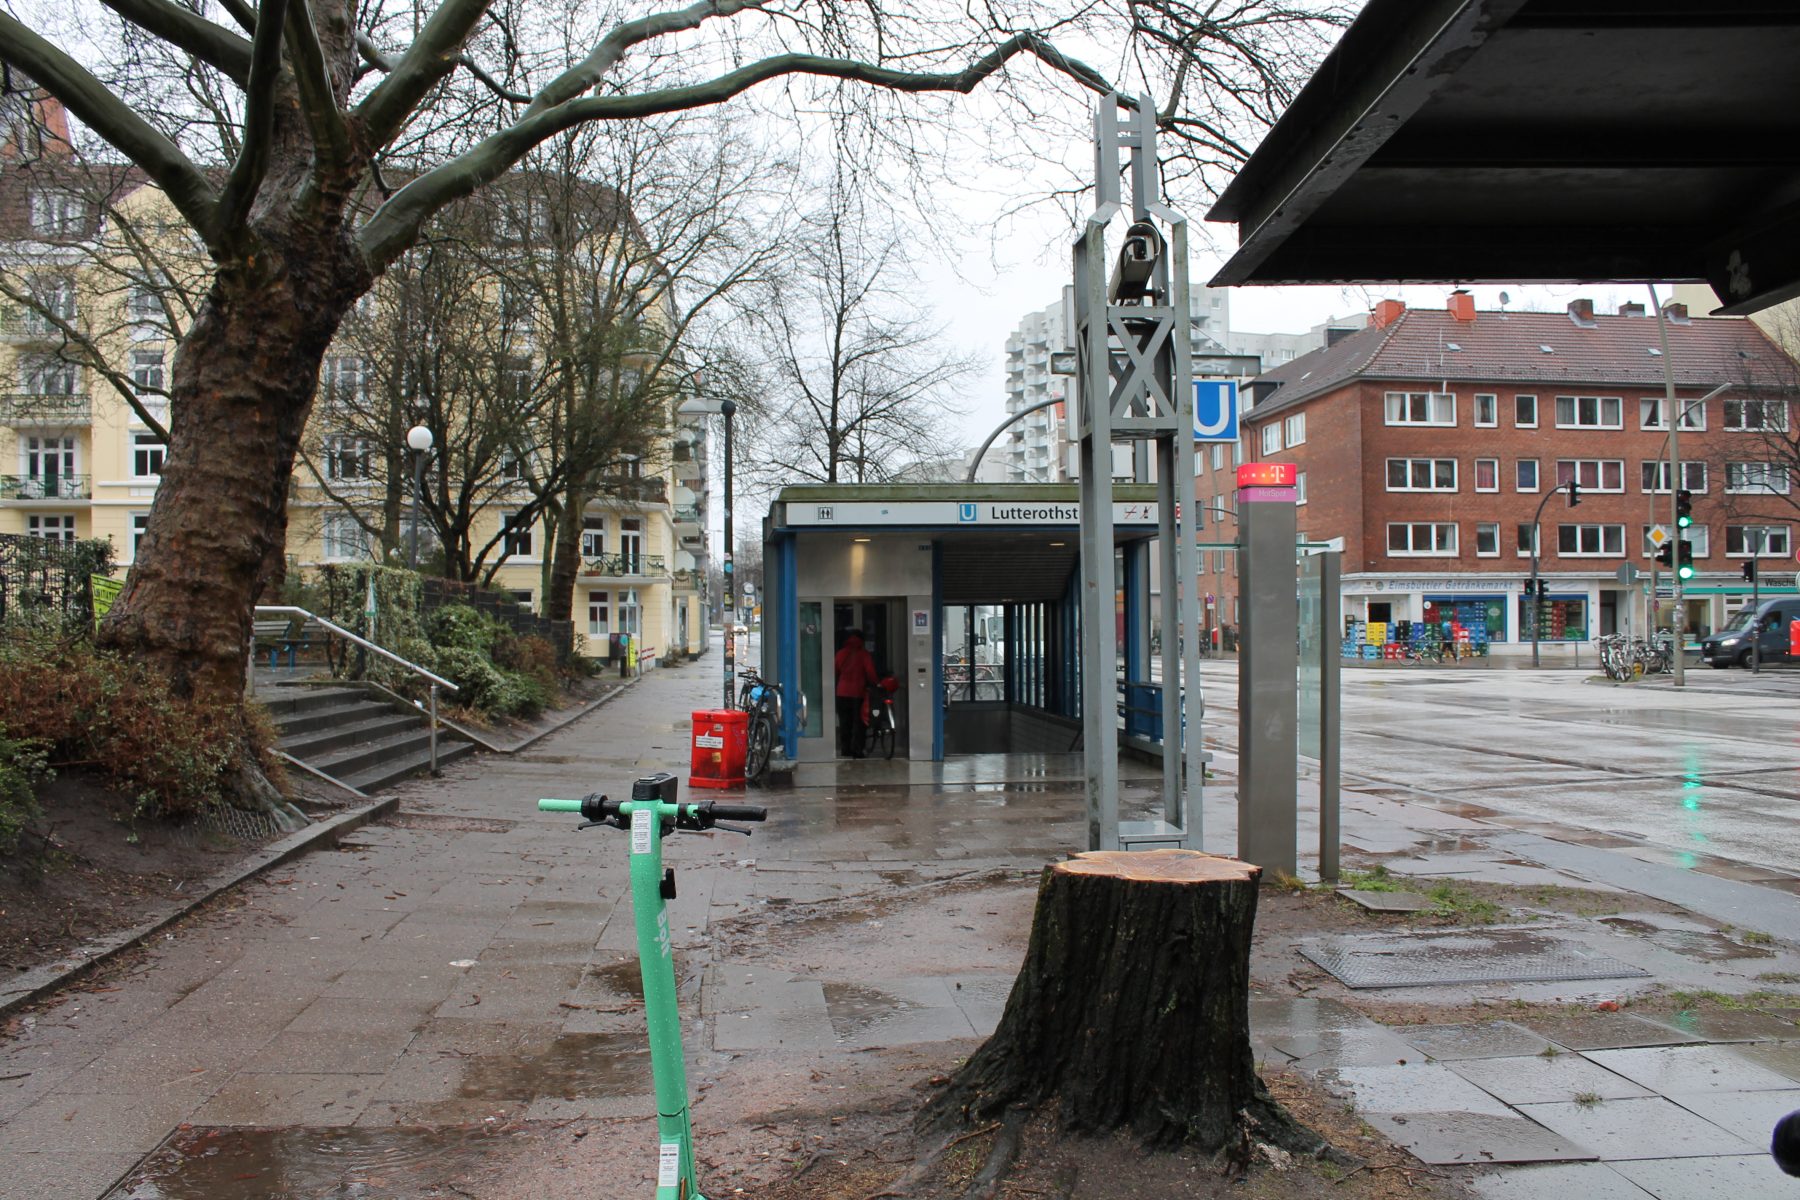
left=1676, top=514, right=1693, bottom=528
left=1677, top=564, right=1695, bottom=580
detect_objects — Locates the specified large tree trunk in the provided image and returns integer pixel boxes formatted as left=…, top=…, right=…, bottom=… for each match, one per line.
left=97, top=229, right=369, bottom=707
left=544, top=485, right=589, bottom=625
left=921, top=849, right=1322, bottom=1156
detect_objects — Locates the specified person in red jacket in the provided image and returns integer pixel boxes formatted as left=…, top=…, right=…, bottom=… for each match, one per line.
left=834, top=630, right=878, bottom=757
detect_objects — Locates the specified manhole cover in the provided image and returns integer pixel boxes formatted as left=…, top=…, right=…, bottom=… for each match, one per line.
left=1300, top=928, right=1651, bottom=989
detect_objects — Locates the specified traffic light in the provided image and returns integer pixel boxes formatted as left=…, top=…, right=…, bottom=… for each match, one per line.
left=1677, top=539, right=1696, bottom=581
left=1566, top=480, right=1581, bottom=507
left=1743, top=560, right=1758, bottom=584
left=1676, top=489, right=1693, bottom=528
left=1654, top=542, right=1674, bottom=567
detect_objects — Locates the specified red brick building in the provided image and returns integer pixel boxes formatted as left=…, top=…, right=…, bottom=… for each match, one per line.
left=1194, top=297, right=1798, bottom=657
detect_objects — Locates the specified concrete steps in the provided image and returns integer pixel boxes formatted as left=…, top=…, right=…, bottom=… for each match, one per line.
left=263, top=684, right=476, bottom=793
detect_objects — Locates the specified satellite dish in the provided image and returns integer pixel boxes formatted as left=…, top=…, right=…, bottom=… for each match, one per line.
left=1499, top=291, right=1511, bottom=308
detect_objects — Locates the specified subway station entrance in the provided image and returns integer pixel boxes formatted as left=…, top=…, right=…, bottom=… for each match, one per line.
left=759, top=483, right=1169, bottom=764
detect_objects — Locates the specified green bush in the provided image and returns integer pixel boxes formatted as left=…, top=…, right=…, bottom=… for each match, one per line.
left=428, top=604, right=497, bottom=653
left=0, top=722, right=51, bottom=854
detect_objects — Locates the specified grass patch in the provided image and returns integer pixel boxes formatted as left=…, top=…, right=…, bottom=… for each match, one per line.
left=1573, top=1092, right=1602, bottom=1107
left=1755, top=972, right=1800, bottom=984
left=1339, top=865, right=1403, bottom=893
left=1425, top=881, right=1502, bottom=923
left=1740, top=930, right=1774, bottom=946
left=1667, top=988, right=1796, bottom=1013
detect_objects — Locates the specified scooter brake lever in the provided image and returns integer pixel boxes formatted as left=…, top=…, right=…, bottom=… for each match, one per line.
left=712, top=822, right=754, bottom=835
left=577, top=819, right=608, bottom=830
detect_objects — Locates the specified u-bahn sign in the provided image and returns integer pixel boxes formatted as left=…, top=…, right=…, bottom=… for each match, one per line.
left=1194, top=379, right=1240, bottom=442
left=784, top=501, right=1163, bottom=528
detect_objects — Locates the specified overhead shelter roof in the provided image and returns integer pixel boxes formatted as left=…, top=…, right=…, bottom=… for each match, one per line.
left=1205, top=1, right=1800, bottom=315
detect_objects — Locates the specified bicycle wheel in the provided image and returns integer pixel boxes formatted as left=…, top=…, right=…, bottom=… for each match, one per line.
left=872, top=716, right=895, bottom=760
left=745, top=713, right=774, bottom=784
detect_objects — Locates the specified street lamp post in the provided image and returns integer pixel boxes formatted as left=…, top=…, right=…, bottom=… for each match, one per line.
left=406, top=424, right=433, bottom=569
left=677, top=396, right=737, bottom=710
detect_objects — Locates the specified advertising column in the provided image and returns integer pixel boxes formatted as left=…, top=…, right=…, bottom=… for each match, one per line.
left=1237, top=462, right=1298, bottom=875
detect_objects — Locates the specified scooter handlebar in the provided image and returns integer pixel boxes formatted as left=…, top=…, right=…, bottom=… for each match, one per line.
left=703, top=804, right=767, bottom=823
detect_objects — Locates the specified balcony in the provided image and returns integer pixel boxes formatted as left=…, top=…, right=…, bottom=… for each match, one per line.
left=672, top=567, right=699, bottom=589
left=594, top=475, right=668, bottom=505
left=581, top=552, right=666, bottom=578
left=0, top=393, right=91, bottom=425
left=0, top=473, right=90, bottom=500
left=0, top=313, right=77, bottom=342
left=673, top=504, right=703, bottom=525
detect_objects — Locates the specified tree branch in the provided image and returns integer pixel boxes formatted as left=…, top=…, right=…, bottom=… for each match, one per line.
left=283, top=0, right=353, bottom=168
left=361, top=33, right=1113, bottom=268
left=359, top=29, right=530, bottom=105
left=214, top=0, right=257, bottom=35
left=524, top=0, right=769, bottom=120
left=0, top=279, right=171, bottom=441
left=354, top=0, right=493, bottom=149
left=98, top=0, right=253, bottom=85
left=0, top=12, right=220, bottom=249
left=215, top=0, right=289, bottom=236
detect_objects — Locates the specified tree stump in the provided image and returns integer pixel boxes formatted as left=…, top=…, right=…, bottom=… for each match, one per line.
left=921, top=849, right=1320, bottom=1155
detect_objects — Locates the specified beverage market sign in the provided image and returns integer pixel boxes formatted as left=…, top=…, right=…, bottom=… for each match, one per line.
left=787, top=501, right=1161, bottom=527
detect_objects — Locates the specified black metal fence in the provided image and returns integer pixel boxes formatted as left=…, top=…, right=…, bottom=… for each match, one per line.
left=0, top=532, right=114, bottom=634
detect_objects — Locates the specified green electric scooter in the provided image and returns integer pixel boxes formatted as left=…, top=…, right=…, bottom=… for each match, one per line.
left=540, top=772, right=766, bottom=1200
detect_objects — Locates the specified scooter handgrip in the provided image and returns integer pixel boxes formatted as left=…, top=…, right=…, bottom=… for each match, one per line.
left=708, top=804, right=767, bottom=822
left=539, top=799, right=584, bottom=812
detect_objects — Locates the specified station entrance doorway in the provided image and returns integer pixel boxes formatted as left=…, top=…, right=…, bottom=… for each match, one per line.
left=831, top=598, right=903, bottom=754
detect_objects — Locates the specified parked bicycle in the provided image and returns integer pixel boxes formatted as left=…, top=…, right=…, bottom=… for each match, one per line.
left=1598, top=632, right=1674, bottom=681
left=863, top=675, right=899, bottom=759
left=736, top=667, right=801, bottom=784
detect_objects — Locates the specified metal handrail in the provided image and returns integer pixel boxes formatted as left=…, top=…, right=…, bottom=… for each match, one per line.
left=253, top=604, right=459, bottom=775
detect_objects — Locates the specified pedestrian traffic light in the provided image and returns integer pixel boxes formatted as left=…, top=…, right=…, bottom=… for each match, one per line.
left=1743, top=560, right=1758, bottom=583
left=1677, top=540, right=1696, bottom=580
left=1654, top=542, right=1674, bottom=567
left=1676, top=489, right=1693, bottom=528
left=1566, top=480, right=1581, bottom=507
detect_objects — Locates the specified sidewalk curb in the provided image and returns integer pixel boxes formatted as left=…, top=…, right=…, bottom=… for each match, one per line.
left=0, top=795, right=400, bottom=1020
left=438, top=677, right=635, bottom=755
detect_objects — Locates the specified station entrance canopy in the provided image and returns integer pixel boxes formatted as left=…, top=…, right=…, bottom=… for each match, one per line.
left=1205, top=1, right=1800, bottom=315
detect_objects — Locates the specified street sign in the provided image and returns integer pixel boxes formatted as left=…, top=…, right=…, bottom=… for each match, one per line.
left=1193, top=380, right=1239, bottom=442
left=1647, top=524, right=1670, bottom=547
left=1615, top=563, right=1640, bottom=586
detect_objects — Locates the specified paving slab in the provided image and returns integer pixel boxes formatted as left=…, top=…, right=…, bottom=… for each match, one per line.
left=1449, top=1054, right=1655, bottom=1105
left=1270, top=1027, right=1424, bottom=1069
left=0, top=1151, right=142, bottom=1200
left=1666, top=1087, right=1800, bottom=1143
left=188, top=1072, right=383, bottom=1126
left=1516, top=1096, right=1756, bottom=1160
left=1655, top=1009, right=1800, bottom=1043
left=1397, top=1021, right=1557, bottom=1061
left=1584, top=1044, right=1800, bottom=1095
left=1247, top=995, right=1377, bottom=1037
left=1361, top=1110, right=1596, bottom=1166
left=1338, top=888, right=1437, bottom=912
left=1319, top=1061, right=1513, bottom=1116
left=1735, top=1040, right=1800, bottom=1083
left=1523, top=1012, right=1704, bottom=1051
left=1470, top=1161, right=1652, bottom=1198
left=1608, top=1154, right=1794, bottom=1199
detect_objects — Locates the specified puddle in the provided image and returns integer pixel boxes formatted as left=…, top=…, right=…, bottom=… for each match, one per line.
left=822, top=981, right=920, bottom=1041
left=586, top=961, right=646, bottom=1000
left=382, top=813, right=518, bottom=834
left=109, top=1126, right=514, bottom=1199
left=1599, top=917, right=1774, bottom=961
left=459, top=1031, right=650, bottom=1100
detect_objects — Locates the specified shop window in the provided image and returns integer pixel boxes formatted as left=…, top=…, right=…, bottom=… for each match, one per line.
left=1518, top=595, right=1587, bottom=641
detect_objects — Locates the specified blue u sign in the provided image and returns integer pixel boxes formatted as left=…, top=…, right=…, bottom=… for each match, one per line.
left=1194, top=380, right=1239, bottom=442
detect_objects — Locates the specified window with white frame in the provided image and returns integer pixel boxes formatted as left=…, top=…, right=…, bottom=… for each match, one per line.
left=618, top=588, right=642, bottom=637
left=1554, top=395, right=1623, bottom=428
left=22, top=436, right=76, bottom=496
left=619, top=517, right=644, bottom=571
left=127, top=281, right=163, bottom=324
left=1640, top=395, right=1707, bottom=430
left=1474, top=458, right=1498, bottom=492
left=1295, top=472, right=1307, bottom=504
left=1641, top=460, right=1707, bottom=493
left=130, top=512, right=150, bottom=560
left=1383, top=391, right=1455, bottom=426
left=319, top=355, right=366, bottom=408
left=501, top=511, right=534, bottom=557
left=1724, top=398, right=1788, bottom=431
left=1385, top=458, right=1458, bottom=492
left=27, top=514, right=77, bottom=542
left=1554, top=459, right=1624, bottom=492
left=1726, top=525, right=1790, bottom=556
left=1473, top=394, right=1497, bottom=427
left=1211, top=445, right=1225, bottom=471
left=130, top=349, right=164, bottom=394
left=1644, top=525, right=1709, bottom=557
left=29, top=189, right=84, bottom=236
left=1475, top=522, right=1500, bottom=556
left=322, top=514, right=369, bottom=560
left=587, top=590, right=610, bottom=637
left=499, top=446, right=532, bottom=482
left=324, top=434, right=372, bottom=481
left=1387, top=522, right=1457, bottom=555
left=581, top=517, right=606, bottom=558
left=23, top=275, right=76, bottom=332
left=1516, top=459, right=1540, bottom=492
left=510, top=590, right=533, bottom=608
left=1725, top=462, right=1791, bottom=494
left=1260, top=423, right=1281, bottom=455
left=1516, top=524, right=1539, bottom=555
left=19, top=354, right=78, bottom=394
left=1283, top=412, right=1306, bottom=446
left=132, top=431, right=166, bottom=478
left=1557, top=524, right=1625, bottom=556
left=1514, top=394, right=1538, bottom=427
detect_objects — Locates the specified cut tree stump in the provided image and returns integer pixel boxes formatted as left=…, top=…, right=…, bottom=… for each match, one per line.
left=920, top=848, right=1321, bottom=1155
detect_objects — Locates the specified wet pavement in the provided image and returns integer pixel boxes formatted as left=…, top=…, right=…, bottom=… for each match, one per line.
left=0, top=654, right=1796, bottom=1197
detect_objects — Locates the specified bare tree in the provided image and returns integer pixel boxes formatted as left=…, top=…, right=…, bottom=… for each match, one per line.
left=743, top=183, right=977, bottom=487
left=1701, top=310, right=1800, bottom=545
left=0, top=0, right=1347, bottom=772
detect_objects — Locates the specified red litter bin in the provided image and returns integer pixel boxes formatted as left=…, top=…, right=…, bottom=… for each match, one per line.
left=690, top=709, right=749, bottom=789
left=1789, top=618, right=1800, bottom=659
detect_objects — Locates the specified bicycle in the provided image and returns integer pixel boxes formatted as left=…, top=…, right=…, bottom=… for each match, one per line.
left=736, top=667, right=801, bottom=784
left=863, top=676, right=899, bottom=759
left=540, top=773, right=766, bottom=1200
